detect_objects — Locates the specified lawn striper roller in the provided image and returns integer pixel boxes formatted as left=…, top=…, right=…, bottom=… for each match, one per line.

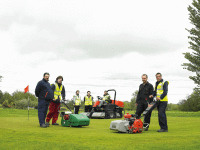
left=60, top=100, right=90, bottom=127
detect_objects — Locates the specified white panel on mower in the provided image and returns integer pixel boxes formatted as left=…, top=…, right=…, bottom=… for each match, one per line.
left=65, top=111, right=72, bottom=115
left=110, top=120, right=129, bottom=133
left=91, top=112, right=105, bottom=118
left=80, top=112, right=121, bottom=118
left=80, top=112, right=90, bottom=117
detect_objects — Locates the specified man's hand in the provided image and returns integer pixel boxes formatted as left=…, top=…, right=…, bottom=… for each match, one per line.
left=135, top=103, right=138, bottom=106
left=53, top=99, right=56, bottom=101
left=148, top=104, right=153, bottom=107
left=149, top=95, right=153, bottom=98
left=156, top=97, right=161, bottom=100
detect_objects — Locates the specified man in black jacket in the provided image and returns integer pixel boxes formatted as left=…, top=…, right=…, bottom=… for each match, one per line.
left=135, top=74, right=153, bottom=131
left=35, top=73, right=54, bottom=128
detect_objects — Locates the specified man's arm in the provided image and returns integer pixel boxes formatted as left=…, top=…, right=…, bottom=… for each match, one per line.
left=35, top=81, right=41, bottom=97
left=50, top=84, right=55, bottom=91
left=136, top=85, right=141, bottom=104
left=84, top=96, right=85, bottom=102
left=73, top=96, right=75, bottom=104
left=61, top=86, right=65, bottom=100
left=151, top=84, right=156, bottom=97
left=160, top=82, right=168, bottom=99
left=149, top=84, right=154, bottom=103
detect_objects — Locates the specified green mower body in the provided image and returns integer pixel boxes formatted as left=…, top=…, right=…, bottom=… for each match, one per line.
left=61, top=114, right=90, bottom=127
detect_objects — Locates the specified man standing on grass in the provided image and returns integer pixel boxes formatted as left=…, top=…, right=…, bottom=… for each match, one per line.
left=135, top=74, right=153, bottom=131
left=149, top=72, right=169, bottom=132
left=84, top=91, right=93, bottom=112
left=35, top=73, right=54, bottom=128
left=46, top=76, right=65, bottom=126
left=73, top=90, right=81, bottom=114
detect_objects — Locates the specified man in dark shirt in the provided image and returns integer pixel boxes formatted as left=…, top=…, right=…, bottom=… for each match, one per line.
left=135, top=74, right=153, bottom=131
left=35, top=72, right=54, bottom=128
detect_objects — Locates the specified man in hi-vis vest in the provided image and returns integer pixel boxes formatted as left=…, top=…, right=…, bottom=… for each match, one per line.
left=98, top=90, right=111, bottom=107
left=46, top=76, right=65, bottom=125
left=84, top=91, right=93, bottom=112
left=73, top=90, right=81, bottom=114
left=150, top=72, right=169, bottom=132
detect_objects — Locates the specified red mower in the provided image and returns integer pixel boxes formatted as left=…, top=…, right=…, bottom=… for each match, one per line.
left=81, top=89, right=124, bottom=119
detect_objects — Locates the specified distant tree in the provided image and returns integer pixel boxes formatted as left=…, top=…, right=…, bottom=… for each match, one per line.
left=178, top=89, right=200, bottom=111
left=167, top=103, right=179, bottom=111
left=0, top=90, right=3, bottom=104
left=2, top=92, right=13, bottom=104
left=12, top=91, right=37, bottom=102
left=182, top=0, right=200, bottom=87
left=0, top=76, right=3, bottom=103
left=130, top=90, right=138, bottom=111
left=123, top=101, right=131, bottom=110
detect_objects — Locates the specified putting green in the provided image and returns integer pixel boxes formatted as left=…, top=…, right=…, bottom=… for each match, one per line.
left=0, top=109, right=200, bottom=150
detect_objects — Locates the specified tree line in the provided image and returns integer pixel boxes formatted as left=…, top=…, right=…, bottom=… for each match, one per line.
left=0, top=89, right=198, bottom=111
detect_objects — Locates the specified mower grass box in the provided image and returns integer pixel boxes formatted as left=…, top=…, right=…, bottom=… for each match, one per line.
left=61, top=114, right=90, bottom=127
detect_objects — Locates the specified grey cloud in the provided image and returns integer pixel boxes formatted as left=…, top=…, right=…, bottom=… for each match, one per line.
left=0, top=13, right=35, bottom=30
left=70, top=35, right=181, bottom=58
left=107, top=72, right=138, bottom=80
left=6, top=17, right=182, bottom=60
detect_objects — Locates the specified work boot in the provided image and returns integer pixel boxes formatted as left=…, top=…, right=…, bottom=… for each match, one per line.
left=46, top=122, right=50, bottom=126
left=40, top=123, right=47, bottom=128
left=144, top=127, right=148, bottom=131
left=52, top=123, right=59, bottom=125
left=157, top=129, right=168, bottom=132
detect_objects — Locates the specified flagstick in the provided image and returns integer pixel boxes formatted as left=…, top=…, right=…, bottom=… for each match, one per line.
left=28, top=95, right=29, bottom=121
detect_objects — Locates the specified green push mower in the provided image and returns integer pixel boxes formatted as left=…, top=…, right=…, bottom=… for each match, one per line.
left=60, top=100, right=90, bottom=127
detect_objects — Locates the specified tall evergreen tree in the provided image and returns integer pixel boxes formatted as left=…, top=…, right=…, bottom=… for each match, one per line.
left=183, top=0, right=200, bottom=87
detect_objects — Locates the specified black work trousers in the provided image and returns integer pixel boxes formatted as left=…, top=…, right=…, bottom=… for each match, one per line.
left=157, top=101, right=168, bottom=129
left=74, top=106, right=80, bottom=114
left=85, top=105, right=93, bottom=112
left=136, top=100, right=152, bottom=127
left=38, top=98, right=50, bottom=126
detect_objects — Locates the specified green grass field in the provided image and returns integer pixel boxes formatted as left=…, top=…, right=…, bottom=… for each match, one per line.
left=0, top=108, right=200, bottom=150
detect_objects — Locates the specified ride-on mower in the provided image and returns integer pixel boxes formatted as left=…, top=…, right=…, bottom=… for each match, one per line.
left=60, top=100, right=90, bottom=127
left=81, top=89, right=124, bottom=119
left=110, top=100, right=158, bottom=133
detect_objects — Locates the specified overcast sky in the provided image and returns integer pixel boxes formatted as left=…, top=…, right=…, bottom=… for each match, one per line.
left=0, top=0, right=196, bottom=104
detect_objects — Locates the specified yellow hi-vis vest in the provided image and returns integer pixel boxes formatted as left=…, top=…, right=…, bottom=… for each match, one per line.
left=85, top=96, right=93, bottom=105
left=156, top=81, right=169, bottom=101
left=54, top=83, right=62, bottom=100
left=103, top=94, right=110, bottom=103
left=74, top=95, right=81, bottom=106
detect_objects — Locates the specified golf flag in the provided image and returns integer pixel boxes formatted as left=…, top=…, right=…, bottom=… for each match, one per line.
left=24, top=85, right=29, bottom=93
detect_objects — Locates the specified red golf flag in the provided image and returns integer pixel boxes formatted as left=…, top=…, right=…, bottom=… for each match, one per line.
left=24, top=85, right=29, bottom=93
